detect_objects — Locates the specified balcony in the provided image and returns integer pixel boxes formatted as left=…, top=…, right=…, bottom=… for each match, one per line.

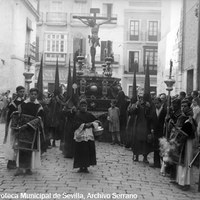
left=46, top=12, right=67, bottom=25
left=44, top=52, right=67, bottom=64
left=126, top=31, right=161, bottom=42
left=24, top=43, right=36, bottom=64
left=144, top=31, right=161, bottom=42
left=124, top=69, right=157, bottom=75
left=95, top=54, right=120, bottom=65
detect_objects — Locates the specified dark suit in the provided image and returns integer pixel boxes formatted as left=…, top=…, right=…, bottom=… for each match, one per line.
left=151, top=105, right=167, bottom=167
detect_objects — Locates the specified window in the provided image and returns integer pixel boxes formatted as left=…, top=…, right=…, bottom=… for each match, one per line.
left=26, top=18, right=32, bottom=31
left=128, top=85, right=139, bottom=98
left=73, top=37, right=86, bottom=58
left=128, top=85, right=133, bottom=98
left=48, top=83, right=55, bottom=93
left=45, top=33, right=67, bottom=61
left=103, top=3, right=113, bottom=18
left=101, top=40, right=113, bottom=62
left=129, top=51, right=139, bottom=72
left=150, top=86, right=156, bottom=94
left=46, top=33, right=66, bottom=53
left=143, top=47, right=157, bottom=74
left=128, top=85, right=156, bottom=98
left=148, top=21, right=158, bottom=41
left=130, top=20, right=139, bottom=41
left=50, top=0, right=63, bottom=12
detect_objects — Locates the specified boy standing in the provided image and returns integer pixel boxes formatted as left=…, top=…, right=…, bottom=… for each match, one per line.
left=107, top=100, right=120, bottom=145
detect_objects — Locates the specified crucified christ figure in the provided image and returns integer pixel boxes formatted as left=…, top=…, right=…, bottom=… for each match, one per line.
left=77, top=17, right=111, bottom=48
left=77, top=17, right=111, bottom=72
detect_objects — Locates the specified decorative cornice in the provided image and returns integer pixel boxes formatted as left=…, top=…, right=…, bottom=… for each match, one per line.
left=21, top=0, right=39, bottom=20
left=125, top=9, right=161, bottom=13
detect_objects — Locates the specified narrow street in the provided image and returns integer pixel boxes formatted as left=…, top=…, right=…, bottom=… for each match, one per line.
left=0, top=123, right=200, bottom=200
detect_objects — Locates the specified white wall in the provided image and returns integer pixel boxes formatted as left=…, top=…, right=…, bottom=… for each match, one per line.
left=0, top=0, right=38, bottom=93
left=157, top=0, right=182, bottom=95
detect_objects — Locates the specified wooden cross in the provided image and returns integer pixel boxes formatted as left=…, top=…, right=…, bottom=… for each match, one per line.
left=73, top=8, right=117, bottom=72
left=73, top=8, right=117, bottom=23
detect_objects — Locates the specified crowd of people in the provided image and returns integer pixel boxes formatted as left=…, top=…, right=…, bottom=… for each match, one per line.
left=2, top=86, right=101, bottom=176
left=0, top=90, right=12, bottom=123
left=124, top=90, right=200, bottom=191
left=1, top=85, right=200, bottom=191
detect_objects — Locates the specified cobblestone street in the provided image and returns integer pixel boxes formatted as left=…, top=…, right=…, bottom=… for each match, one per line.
left=0, top=123, right=200, bottom=200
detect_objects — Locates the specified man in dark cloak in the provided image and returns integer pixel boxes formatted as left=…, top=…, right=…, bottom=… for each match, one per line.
left=48, top=93, right=65, bottom=147
left=73, top=99, right=97, bottom=173
left=150, top=97, right=167, bottom=168
left=131, top=94, right=153, bottom=162
left=116, top=89, right=128, bottom=145
left=62, top=104, right=77, bottom=158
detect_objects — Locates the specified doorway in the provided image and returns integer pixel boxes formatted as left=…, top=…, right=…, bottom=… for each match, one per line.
left=187, top=69, right=193, bottom=94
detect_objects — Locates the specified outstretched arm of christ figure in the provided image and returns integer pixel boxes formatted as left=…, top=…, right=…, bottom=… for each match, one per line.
left=97, top=17, right=111, bottom=26
left=77, top=17, right=90, bottom=26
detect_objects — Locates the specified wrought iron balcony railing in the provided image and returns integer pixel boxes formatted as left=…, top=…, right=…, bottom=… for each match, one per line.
left=44, top=52, right=67, bottom=63
left=127, top=31, right=161, bottom=42
left=124, top=69, right=157, bottom=75
left=95, top=54, right=120, bottom=65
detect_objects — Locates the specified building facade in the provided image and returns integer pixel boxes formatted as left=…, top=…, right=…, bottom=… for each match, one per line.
left=157, top=0, right=183, bottom=95
left=157, top=0, right=200, bottom=96
left=122, top=0, right=161, bottom=97
left=0, top=0, right=39, bottom=93
left=181, top=0, right=199, bottom=94
left=36, top=0, right=161, bottom=96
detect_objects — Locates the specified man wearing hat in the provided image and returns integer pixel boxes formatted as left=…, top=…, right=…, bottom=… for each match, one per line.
left=3, top=86, right=25, bottom=169
left=73, top=98, right=97, bottom=173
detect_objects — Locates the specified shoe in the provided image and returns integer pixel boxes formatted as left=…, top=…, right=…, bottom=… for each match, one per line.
left=180, top=185, right=190, bottom=191
left=133, top=155, right=139, bottom=161
left=64, top=155, right=73, bottom=159
left=149, top=164, right=160, bottom=168
left=77, top=168, right=84, bottom=173
left=170, top=180, right=177, bottom=185
left=143, top=159, right=149, bottom=164
left=143, top=155, right=149, bottom=163
left=159, top=172, right=166, bottom=177
left=82, top=168, right=89, bottom=173
left=110, top=142, right=115, bottom=145
left=52, top=141, right=56, bottom=147
left=149, top=164, right=156, bottom=168
left=26, top=169, right=33, bottom=175
left=116, top=141, right=121, bottom=145
left=14, top=168, right=23, bottom=176
left=7, top=160, right=16, bottom=169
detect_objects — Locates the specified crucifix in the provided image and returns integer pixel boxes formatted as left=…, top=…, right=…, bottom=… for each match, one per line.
left=73, top=8, right=117, bottom=72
